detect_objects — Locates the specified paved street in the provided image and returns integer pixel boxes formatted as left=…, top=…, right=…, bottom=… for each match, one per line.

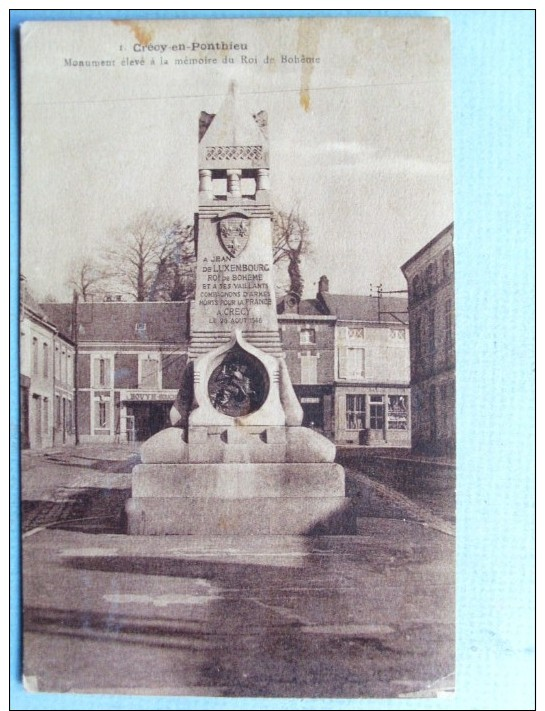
left=20, top=445, right=455, bottom=699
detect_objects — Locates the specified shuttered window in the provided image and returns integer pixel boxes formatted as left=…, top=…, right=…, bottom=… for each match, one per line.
left=93, top=357, right=111, bottom=387
left=300, top=355, right=318, bottom=385
left=140, top=357, right=160, bottom=389
left=338, top=347, right=365, bottom=379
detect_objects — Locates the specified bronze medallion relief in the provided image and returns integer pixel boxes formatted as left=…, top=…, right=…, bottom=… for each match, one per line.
left=208, top=345, right=269, bottom=417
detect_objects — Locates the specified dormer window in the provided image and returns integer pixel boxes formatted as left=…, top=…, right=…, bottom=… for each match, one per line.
left=300, top=328, right=316, bottom=345
left=135, top=323, right=147, bottom=336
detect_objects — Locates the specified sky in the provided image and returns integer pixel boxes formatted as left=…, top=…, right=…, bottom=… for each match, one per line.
left=20, top=17, right=453, bottom=301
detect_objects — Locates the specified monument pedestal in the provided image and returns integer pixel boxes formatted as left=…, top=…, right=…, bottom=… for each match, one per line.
left=126, top=423, right=355, bottom=535
left=126, top=461, right=354, bottom=535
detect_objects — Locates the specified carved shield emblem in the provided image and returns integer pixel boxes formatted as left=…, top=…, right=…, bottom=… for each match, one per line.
left=218, top=216, right=250, bottom=257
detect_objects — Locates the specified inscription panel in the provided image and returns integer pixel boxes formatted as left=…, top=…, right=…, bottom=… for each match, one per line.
left=193, top=215, right=279, bottom=334
left=198, top=259, right=273, bottom=328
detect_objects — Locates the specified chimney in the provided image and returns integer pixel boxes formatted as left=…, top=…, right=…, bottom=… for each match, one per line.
left=318, top=275, right=329, bottom=294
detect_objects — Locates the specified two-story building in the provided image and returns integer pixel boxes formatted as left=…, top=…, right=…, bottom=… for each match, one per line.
left=277, top=277, right=411, bottom=447
left=316, top=278, right=411, bottom=447
left=21, top=279, right=76, bottom=449
left=43, top=301, right=190, bottom=443
left=401, top=223, right=455, bottom=455
left=278, top=293, right=336, bottom=438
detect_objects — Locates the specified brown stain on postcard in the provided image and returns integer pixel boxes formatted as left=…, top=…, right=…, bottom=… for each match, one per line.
left=297, top=20, right=321, bottom=112
left=113, top=20, right=155, bottom=46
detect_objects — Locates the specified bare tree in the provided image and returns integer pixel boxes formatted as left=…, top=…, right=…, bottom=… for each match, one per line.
left=104, top=212, right=195, bottom=302
left=66, top=257, right=110, bottom=302
left=101, top=206, right=307, bottom=303
left=167, top=223, right=197, bottom=301
left=272, top=206, right=312, bottom=298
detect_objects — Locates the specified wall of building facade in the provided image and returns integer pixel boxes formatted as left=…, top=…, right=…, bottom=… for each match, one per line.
left=402, top=224, right=455, bottom=455
left=20, top=309, right=75, bottom=449
left=333, top=322, right=411, bottom=447
left=279, top=314, right=336, bottom=437
left=77, top=343, right=187, bottom=443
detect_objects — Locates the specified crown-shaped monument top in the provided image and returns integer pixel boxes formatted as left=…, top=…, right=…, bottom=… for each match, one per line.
left=199, top=81, right=269, bottom=171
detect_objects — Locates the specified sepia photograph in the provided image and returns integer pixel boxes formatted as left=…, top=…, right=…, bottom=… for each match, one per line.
left=18, top=15, right=457, bottom=700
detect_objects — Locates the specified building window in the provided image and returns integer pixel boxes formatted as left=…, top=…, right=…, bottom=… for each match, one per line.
left=369, top=395, right=384, bottom=430
left=339, top=347, right=365, bottom=380
left=389, top=328, right=406, bottom=340
left=387, top=395, right=408, bottom=430
left=300, top=328, right=316, bottom=345
left=43, top=343, right=49, bottom=377
left=56, top=344, right=61, bottom=376
left=426, top=309, right=435, bottom=355
left=425, top=261, right=437, bottom=293
left=445, top=299, right=453, bottom=349
left=140, top=356, right=160, bottom=389
left=67, top=399, right=73, bottom=433
left=67, top=353, right=73, bottom=387
left=95, top=398, right=110, bottom=430
left=135, top=322, right=147, bottom=336
left=442, top=249, right=453, bottom=278
left=56, top=395, right=61, bottom=428
left=94, top=357, right=111, bottom=388
left=413, top=318, right=422, bottom=358
left=21, top=331, right=27, bottom=375
left=43, top=397, right=49, bottom=436
left=346, top=394, right=365, bottom=430
left=300, top=354, right=318, bottom=385
left=61, top=348, right=67, bottom=384
left=32, top=337, right=39, bottom=374
left=412, top=274, right=421, bottom=300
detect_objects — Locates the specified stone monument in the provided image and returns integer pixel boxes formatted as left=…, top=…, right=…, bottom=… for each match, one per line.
left=126, top=82, right=353, bottom=535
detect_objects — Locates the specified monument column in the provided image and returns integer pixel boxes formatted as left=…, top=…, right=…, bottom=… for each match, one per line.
left=198, top=169, right=213, bottom=198
left=256, top=168, right=270, bottom=192
left=226, top=169, right=242, bottom=197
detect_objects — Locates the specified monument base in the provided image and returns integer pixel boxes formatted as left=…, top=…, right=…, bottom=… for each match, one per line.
left=126, top=462, right=355, bottom=535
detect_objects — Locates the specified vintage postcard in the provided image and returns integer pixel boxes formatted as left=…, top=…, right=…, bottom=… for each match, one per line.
left=19, top=17, right=455, bottom=699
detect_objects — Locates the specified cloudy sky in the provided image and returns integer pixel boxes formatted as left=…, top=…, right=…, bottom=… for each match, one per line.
left=21, top=17, right=453, bottom=301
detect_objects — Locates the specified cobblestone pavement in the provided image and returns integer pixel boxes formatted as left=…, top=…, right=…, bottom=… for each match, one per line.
left=346, top=469, right=455, bottom=536
left=338, top=447, right=455, bottom=526
left=20, top=446, right=137, bottom=534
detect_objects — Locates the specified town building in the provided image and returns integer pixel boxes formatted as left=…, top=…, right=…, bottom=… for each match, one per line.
left=41, top=301, right=190, bottom=444
left=36, top=278, right=411, bottom=448
left=278, top=276, right=411, bottom=447
left=278, top=291, right=337, bottom=438
left=20, top=279, right=76, bottom=449
left=401, top=223, right=455, bottom=455
left=316, top=277, right=410, bottom=447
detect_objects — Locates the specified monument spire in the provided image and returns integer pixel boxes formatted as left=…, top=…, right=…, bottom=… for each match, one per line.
left=192, top=82, right=277, bottom=358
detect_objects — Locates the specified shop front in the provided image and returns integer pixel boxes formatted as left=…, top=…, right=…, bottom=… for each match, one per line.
left=335, top=386, right=411, bottom=447
left=293, top=385, right=334, bottom=439
left=120, top=390, right=178, bottom=442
